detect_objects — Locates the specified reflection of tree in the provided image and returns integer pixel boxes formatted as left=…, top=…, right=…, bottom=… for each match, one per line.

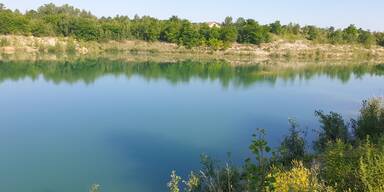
left=0, top=58, right=383, bottom=87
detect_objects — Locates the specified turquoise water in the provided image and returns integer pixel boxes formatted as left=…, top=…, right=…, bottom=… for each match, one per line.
left=0, top=60, right=383, bottom=192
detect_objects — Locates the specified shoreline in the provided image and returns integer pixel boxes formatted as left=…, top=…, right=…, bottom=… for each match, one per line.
left=1, top=35, right=384, bottom=65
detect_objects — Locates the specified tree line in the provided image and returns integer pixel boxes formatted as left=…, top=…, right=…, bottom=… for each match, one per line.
left=1, top=3, right=384, bottom=49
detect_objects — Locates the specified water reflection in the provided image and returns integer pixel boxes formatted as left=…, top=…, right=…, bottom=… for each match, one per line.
left=1, top=58, right=383, bottom=87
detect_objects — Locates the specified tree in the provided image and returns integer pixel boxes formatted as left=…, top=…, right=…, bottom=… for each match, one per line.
left=375, top=32, right=384, bottom=47
left=236, top=19, right=271, bottom=45
left=131, top=16, right=161, bottom=42
left=358, top=29, right=376, bottom=48
left=29, top=19, right=54, bottom=36
left=343, top=24, right=359, bottom=43
left=269, top=20, right=282, bottom=35
left=352, top=98, right=384, bottom=144
left=328, top=28, right=344, bottom=44
left=160, top=16, right=181, bottom=43
left=278, top=119, right=306, bottom=165
left=72, top=18, right=100, bottom=41
left=375, top=33, right=384, bottom=47
left=314, top=111, right=349, bottom=152
left=178, top=20, right=201, bottom=48
left=303, top=25, right=320, bottom=41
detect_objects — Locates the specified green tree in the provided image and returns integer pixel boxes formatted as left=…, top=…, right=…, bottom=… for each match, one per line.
left=178, top=20, right=201, bottom=48
left=358, top=29, right=376, bottom=48
left=343, top=24, right=359, bottom=43
left=327, top=27, right=344, bottom=44
left=29, top=19, right=54, bottom=36
left=160, top=16, right=181, bottom=43
left=244, top=128, right=274, bottom=191
left=237, top=19, right=270, bottom=45
left=352, top=98, right=384, bottom=144
left=278, top=119, right=306, bottom=166
left=131, top=16, right=161, bottom=41
left=314, top=110, right=349, bottom=152
left=303, top=25, right=320, bottom=41
left=375, top=32, right=384, bottom=47
left=72, top=18, right=100, bottom=41
left=321, top=140, right=363, bottom=191
left=220, top=17, right=238, bottom=46
left=269, top=20, right=282, bottom=35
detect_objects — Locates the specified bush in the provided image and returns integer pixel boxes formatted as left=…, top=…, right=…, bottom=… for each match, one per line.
left=359, top=30, right=376, bottom=48
left=352, top=98, right=384, bottom=144
left=268, top=161, right=327, bottom=192
left=320, top=140, right=363, bottom=191
left=167, top=156, right=241, bottom=192
left=314, top=110, right=349, bottom=152
left=244, top=128, right=274, bottom=191
left=376, top=32, right=384, bottom=47
left=207, top=38, right=224, bottom=51
left=358, top=138, right=384, bottom=192
left=278, top=119, right=306, bottom=166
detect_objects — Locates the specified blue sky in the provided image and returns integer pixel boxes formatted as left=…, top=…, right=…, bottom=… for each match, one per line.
left=2, top=0, right=383, bottom=31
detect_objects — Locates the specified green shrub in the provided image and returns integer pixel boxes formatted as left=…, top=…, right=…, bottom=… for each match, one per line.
left=314, top=110, right=349, bottom=152
left=352, top=98, right=384, bottom=144
left=358, top=138, right=384, bottom=192
left=207, top=38, right=224, bottom=51
left=278, top=119, right=306, bottom=166
left=167, top=171, right=181, bottom=192
left=320, top=140, right=363, bottom=191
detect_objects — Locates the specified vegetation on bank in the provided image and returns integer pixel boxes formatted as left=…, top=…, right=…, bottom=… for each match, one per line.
left=1, top=3, right=384, bottom=51
left=168, top=97, right=384, bottom=192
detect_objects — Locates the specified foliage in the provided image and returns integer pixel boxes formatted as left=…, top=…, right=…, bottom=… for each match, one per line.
left=0, top=3, right=382, bottom=49
left=178, top=21, right=201, bottom=48
left=198, top=155, right=242, bottom=192
left=320, top=140, right=362, bottom=191
left=376, top=32, right=384, bottom=47
left=269, top=21, right=282, bottom=35
left=167, top=156, right=241, bottom=192
left=244, top=128, right=275, bottom=191
left=314, top=110, right=349, bottom=152
left=268, top=161, right=325, bottom=192
left=168, top=171, right=181, bottom=192
left=352, top=97, right=384, bottom=144
left=278, top=119, right=306, bottom=166
left=182, top=171, right=200, bottom=192
left=343, top=24, right=359, bottom=43
left=236, top=18, right=271, bottom=45
left=358, top=29, right=376, bottom=48
left=327, top=28, right=344, bottom=44
left=169, top=98, right=384, bottom=192
left=359, top=138, right=384, bottom=192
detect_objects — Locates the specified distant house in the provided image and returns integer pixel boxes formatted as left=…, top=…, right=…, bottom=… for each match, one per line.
left=206, top=22, right=221, bottom=28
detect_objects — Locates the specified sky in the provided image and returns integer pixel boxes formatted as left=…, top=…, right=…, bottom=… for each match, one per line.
left=2, top=0, right=383, bottom=31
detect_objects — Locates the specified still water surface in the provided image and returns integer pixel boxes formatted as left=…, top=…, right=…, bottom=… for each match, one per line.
left=0, top=59, right=383, bottom=191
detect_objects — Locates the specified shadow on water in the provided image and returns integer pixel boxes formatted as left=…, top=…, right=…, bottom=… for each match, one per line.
left=0, top=58, right=383, bottom=87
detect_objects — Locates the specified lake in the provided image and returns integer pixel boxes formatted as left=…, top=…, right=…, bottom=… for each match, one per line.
left=0, top=59, right=383, bottom=192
